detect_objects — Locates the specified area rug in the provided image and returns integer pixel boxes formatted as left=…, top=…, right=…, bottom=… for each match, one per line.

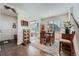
left=31, top=40, right=59, bottom=56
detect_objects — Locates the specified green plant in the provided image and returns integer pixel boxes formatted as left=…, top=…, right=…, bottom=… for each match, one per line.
left=64, top=21, right=73, bottom=29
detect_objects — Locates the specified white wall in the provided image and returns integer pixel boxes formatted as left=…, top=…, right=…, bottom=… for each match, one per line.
left=17, top=9, right=30, bottom=45
left=0, top=4, right=30, bottom=45
left=0, top=11, right=17, bottom=41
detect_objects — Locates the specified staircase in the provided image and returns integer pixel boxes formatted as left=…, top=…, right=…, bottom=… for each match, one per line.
left=70, top=13, right=79, bottom=55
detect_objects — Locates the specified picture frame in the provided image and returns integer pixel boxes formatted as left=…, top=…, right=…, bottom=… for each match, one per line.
left=21, top=20, right=28, bottom=26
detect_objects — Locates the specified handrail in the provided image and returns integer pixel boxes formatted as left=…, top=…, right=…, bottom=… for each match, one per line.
left=71, top=13, right=79, bottom=29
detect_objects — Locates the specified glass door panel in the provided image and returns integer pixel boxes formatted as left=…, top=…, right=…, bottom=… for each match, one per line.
left=30, top=20, right=40, bottom=43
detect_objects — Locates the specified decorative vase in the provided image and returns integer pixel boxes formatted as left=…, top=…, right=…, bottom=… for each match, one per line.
left=65, top=27, right=70, bottom=34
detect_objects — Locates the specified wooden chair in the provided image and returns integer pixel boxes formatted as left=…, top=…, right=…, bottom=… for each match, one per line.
left=59, top=32, right=75, bottom=56
left=45, top=32, right=55, bottom=46
left=40, top=24, right=55, bottom=45
left=40, top=24, right=47, bottom=45
left=40, top=31, right=46, bottom=45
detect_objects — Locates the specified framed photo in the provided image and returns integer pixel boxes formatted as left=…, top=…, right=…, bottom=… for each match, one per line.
left=21, top=20, right=28, bottom=26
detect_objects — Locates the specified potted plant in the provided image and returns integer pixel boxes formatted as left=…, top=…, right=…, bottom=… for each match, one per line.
left=64, top=21, right=73, bottom=34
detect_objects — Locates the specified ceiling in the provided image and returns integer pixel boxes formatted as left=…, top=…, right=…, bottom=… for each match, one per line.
left=6, top=3, right=78, bottom=18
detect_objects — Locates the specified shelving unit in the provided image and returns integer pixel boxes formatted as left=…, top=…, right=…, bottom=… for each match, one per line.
left=23, top=29, right=30, bottom=45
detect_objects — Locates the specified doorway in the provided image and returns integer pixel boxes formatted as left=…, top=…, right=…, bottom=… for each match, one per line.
left=30, top=20, right=40, bottom=44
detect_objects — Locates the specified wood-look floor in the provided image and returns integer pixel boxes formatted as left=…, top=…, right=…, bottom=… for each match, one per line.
left=0, top=44, right=51, bottom=56
left=0, top=38, right=75, bottom=56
